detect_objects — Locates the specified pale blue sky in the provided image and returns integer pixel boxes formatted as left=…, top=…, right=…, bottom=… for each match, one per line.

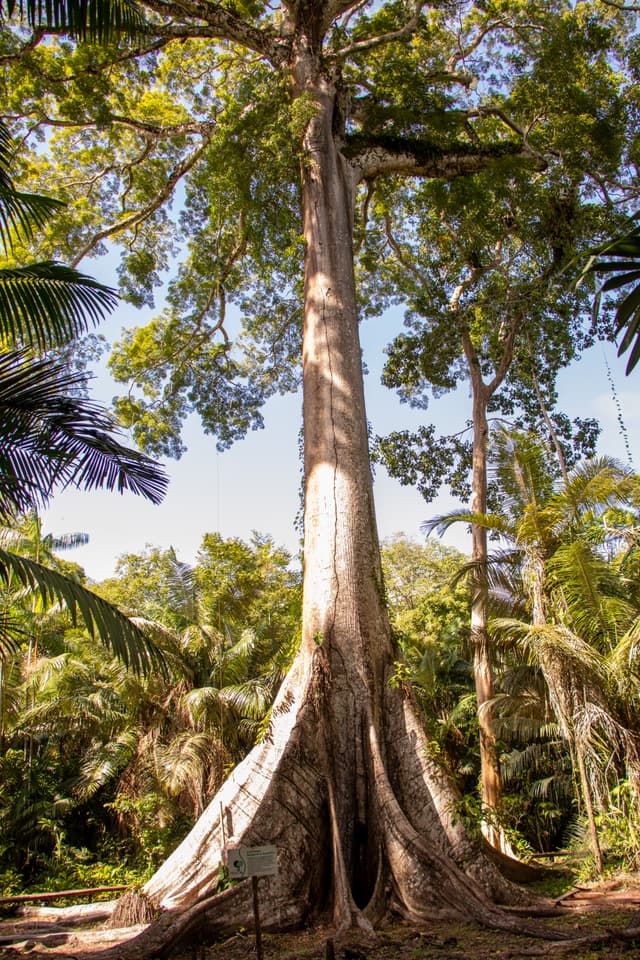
left=41, top=270, right=640, bottom=582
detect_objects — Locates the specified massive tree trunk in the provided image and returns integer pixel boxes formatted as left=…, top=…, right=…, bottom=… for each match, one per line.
left=110, top=64, right=552, bottom=956
left=59, top=20, right=566, bottom=960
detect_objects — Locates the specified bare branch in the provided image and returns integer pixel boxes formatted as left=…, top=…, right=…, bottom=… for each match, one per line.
left=18, top=110, right=215, bottom=141
left=485, top=306, right=523, bottom=398
left=0, top=27, right=46, bottom=64
left=333, top=0, right=426, bottom=59
left=331, top=0, right=370, bottom=31
left=383, top=214, right=424, bottom=286
left=327, top=0, right=367, bottom=20
left=353, top=178, right=375, bottom=255
left=69, top=133, right=213, bottom=267
left=446, top=18, right=509, bottom=72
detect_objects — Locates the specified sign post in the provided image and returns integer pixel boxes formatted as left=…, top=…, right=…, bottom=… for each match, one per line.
left=251, top=875, right=263, bottom=960
left=225, top=844, right=278, bottom=960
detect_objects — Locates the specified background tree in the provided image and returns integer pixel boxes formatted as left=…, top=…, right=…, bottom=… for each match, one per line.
left=434, top=429, right=640, bottom=873
left=363, top=7, right=634, bottom=842
left=0, top=532, right=300, bottom=888
left=370, top=185, right=610, bottom=848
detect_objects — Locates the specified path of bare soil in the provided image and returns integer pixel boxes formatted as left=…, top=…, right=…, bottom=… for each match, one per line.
left=1, top=881, right=639, bottom=960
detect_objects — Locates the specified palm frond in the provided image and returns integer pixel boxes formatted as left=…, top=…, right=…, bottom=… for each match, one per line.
left=422, top=509, right=511, bottom=539
left=77, top=730, right=138, bottom=798
left=0, top=350, right=167, bottom=517
left=219, top=677, right=272, bottom=720
left=0, top=546, right=165, bottom=675
left=0, top=262, right=118, bottom=350
left=0, top=607, right=26, bottom=658
left=501, top=743, right=565, bottom=784
left=585, top=224, right=640, bottom=374
left=557, top=457, right=636, bottom=527
left=1, top=0, right=146, bottom=42
left=181, top=685, right=221, bottom=726
left=0, top=121, right=63, bottom=254
left=154, top=731, right=215, bottom=796
left=549, top=541, right=631, bottom=649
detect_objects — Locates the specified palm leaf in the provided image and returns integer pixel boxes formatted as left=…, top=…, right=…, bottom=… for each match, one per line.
left=422, top=508, right=511, bottom=539
left=0, top=121, right=63, bottom=254
left=1, top=0, right=146, bottom=41
left=154, top=731, right=215, bottom=796
left=77, top=730, right=138, bottom=798
left=549, top=541, right=633, bottom=650
left=583, top=224, right=640, bottom=374
left=0, top=607, right=26, bottom=658
left=0, top=350, right=167, bottom=517
left=0, top=546, right=165, bottom=675
left=0, top=262, right=118, bottom=350
left=0, top=192, right=62, bottom=256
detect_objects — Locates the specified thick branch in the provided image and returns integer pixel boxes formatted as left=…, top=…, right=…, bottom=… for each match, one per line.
left=485, top=307, right=523, bottom=398
left=346, top=135, right=533, bottom=184
left=27, top=38, right=171, bottom=82
left=19, top=111, right=214, bottom=141
left=334, top=0, right=425, bottom=58
left=138, top=0, right=291, bottom=64
left=446, top=19, right=509, bottom=71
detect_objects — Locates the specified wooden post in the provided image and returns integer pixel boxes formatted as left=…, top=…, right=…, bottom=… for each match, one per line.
left=251, top=875, right=263, bottom=960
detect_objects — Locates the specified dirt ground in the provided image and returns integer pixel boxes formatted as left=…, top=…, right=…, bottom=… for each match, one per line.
left=204, top=884, right=640, bottom=960
left=1, top=881, right=640, bottom=960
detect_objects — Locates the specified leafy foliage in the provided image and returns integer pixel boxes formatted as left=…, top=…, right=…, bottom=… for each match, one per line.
left=0, top=531, right=300, bottom=882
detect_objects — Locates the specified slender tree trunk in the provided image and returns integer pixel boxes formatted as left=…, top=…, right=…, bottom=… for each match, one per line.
left=575, top=745, right=604, bottom=874
left=469, top=385, right=503, bottom=849
left=526, top=548, right=603, bottom=873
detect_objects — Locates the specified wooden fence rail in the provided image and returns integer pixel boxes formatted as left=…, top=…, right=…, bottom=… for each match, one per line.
left=0, top=885, right=128, bottom=905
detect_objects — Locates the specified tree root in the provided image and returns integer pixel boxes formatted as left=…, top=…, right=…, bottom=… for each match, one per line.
left=502, top=924, right=640, bottom=956
left=5, top=651, right=596, bottom=959
left=107, top=890, right=156, bottom=928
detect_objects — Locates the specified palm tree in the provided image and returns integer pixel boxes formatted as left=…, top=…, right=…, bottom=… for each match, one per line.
left=429, top=430, right=640, bottom=870
left=0, top=120, right=167, bottom=673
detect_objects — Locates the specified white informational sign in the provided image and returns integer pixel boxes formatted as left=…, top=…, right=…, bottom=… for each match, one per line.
left=225, top=844, right=278, bottom=879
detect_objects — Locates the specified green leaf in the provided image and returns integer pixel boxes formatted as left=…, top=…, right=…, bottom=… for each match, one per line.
left=0, top=546, right=166, bottom=674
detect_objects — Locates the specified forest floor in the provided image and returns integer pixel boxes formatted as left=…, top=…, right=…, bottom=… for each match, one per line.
left=1, top=878, right=639, bottom=960
left=202, top=881, right=640, bottom=960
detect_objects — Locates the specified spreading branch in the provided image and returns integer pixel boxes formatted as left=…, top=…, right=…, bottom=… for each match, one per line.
left=137, top=0, right=291, bottom=64
left=69, top=133, right=213, bottom=267
left=333, top=0, right=426, bottom=58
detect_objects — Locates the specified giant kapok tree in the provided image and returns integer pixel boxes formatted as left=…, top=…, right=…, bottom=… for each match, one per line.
left=1, top=0, right=635, bottom=952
